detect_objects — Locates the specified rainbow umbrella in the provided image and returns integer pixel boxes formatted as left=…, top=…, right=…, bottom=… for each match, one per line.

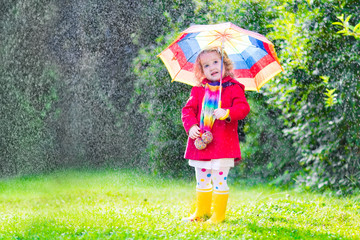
left=158, top=22, right=283, bottom=91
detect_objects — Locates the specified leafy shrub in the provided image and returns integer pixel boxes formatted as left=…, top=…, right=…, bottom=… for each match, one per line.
left=265, top=1, right=360, bottom=194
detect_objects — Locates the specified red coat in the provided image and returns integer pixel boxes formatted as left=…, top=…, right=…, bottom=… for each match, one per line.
left=182, top=76, right=250, bottom=163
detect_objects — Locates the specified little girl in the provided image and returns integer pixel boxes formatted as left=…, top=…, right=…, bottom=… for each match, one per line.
left=181, top=47, right=250, bottom=223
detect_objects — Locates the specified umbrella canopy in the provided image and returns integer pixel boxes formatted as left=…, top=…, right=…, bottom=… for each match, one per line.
left=158, top=22, right=283, bottom=91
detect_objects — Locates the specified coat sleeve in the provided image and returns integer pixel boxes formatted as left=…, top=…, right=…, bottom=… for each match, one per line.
left=228, top=84, right=250, bottom=121
left=182, top=87, right=200, bottom=133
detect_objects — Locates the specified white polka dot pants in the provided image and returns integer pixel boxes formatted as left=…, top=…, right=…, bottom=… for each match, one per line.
left=195, top=167, right=230, bottom=191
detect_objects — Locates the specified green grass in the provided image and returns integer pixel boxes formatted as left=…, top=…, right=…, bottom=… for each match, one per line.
left=0, top=169, right=359, bottom=239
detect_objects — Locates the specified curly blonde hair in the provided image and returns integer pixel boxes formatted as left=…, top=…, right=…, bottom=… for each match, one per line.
left=193, top=46, right=234, bottom=85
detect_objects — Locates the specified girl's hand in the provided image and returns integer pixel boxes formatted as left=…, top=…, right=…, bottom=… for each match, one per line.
left=214, top=108, right=228, bottom=119
left=189, top=125, right=200, bottom=139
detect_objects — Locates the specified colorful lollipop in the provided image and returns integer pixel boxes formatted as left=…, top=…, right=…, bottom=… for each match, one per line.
left=195, top=138, right=207, bottom=150
left=201, top=131, right=213, bottom=144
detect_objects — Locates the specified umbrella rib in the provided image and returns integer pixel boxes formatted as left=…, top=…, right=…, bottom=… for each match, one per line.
left=170, top=50, right=202, bottom=83
left=225, top=38, right=259, bottom=89
left=226, top=39, right=279, bottom=91
left=177, top=32, right=225, bottom=44
left=171, top=33, right=224, bottom=82
left=226, top=38, right=251, bottom=64
left=207, top=36, right=223, bottom=46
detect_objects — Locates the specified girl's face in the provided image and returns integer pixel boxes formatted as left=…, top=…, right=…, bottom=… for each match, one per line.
left=200, top=51, right=224, bottom=82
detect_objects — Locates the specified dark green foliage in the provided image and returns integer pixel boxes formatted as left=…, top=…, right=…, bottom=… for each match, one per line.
left=132, top=43, right=193, bottom=177
left=0, top=0, right=183, bottom=176
left=0, top=1, right=59, bottom=175
left=129, top=0, right=197, bottom=177
left=233, top=94, right=298, bottom=185
left=264, top=0, right=360, bottom=194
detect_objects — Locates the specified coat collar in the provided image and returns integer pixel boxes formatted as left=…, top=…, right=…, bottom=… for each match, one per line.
left=201, top=75, right=234, bottom=86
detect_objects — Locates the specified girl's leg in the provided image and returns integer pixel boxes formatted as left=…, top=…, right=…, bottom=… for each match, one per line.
left=208, top=167, right=230, bottom=224
left=195, top=167, right=213, bottom=189
left=182, top=168, right=212, bottom=222
left=211, top=167, right=230, bottom=191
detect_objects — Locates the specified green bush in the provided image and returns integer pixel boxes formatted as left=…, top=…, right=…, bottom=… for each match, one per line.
left=264, top=0, right=360, bottom=194
left=132, top=42, right=193, bottom=177
left=0, top=1, right=60, bottom=176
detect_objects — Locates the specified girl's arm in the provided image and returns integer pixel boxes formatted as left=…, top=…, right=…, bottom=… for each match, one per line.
left=227, top=84, right=250, bottom=121
left=181, top=87, right=200, bottom=134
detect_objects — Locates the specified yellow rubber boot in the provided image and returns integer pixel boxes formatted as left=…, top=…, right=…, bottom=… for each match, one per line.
left=206, top=190, right=229, bottom=224
left=182, top=188, right=212, bottom=222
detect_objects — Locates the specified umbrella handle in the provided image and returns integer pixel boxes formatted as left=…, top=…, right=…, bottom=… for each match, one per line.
left=219, top=40, right=224, bottom=109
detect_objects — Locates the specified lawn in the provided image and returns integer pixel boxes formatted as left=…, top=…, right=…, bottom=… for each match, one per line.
left=0, top=169, right=359, bottom=239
